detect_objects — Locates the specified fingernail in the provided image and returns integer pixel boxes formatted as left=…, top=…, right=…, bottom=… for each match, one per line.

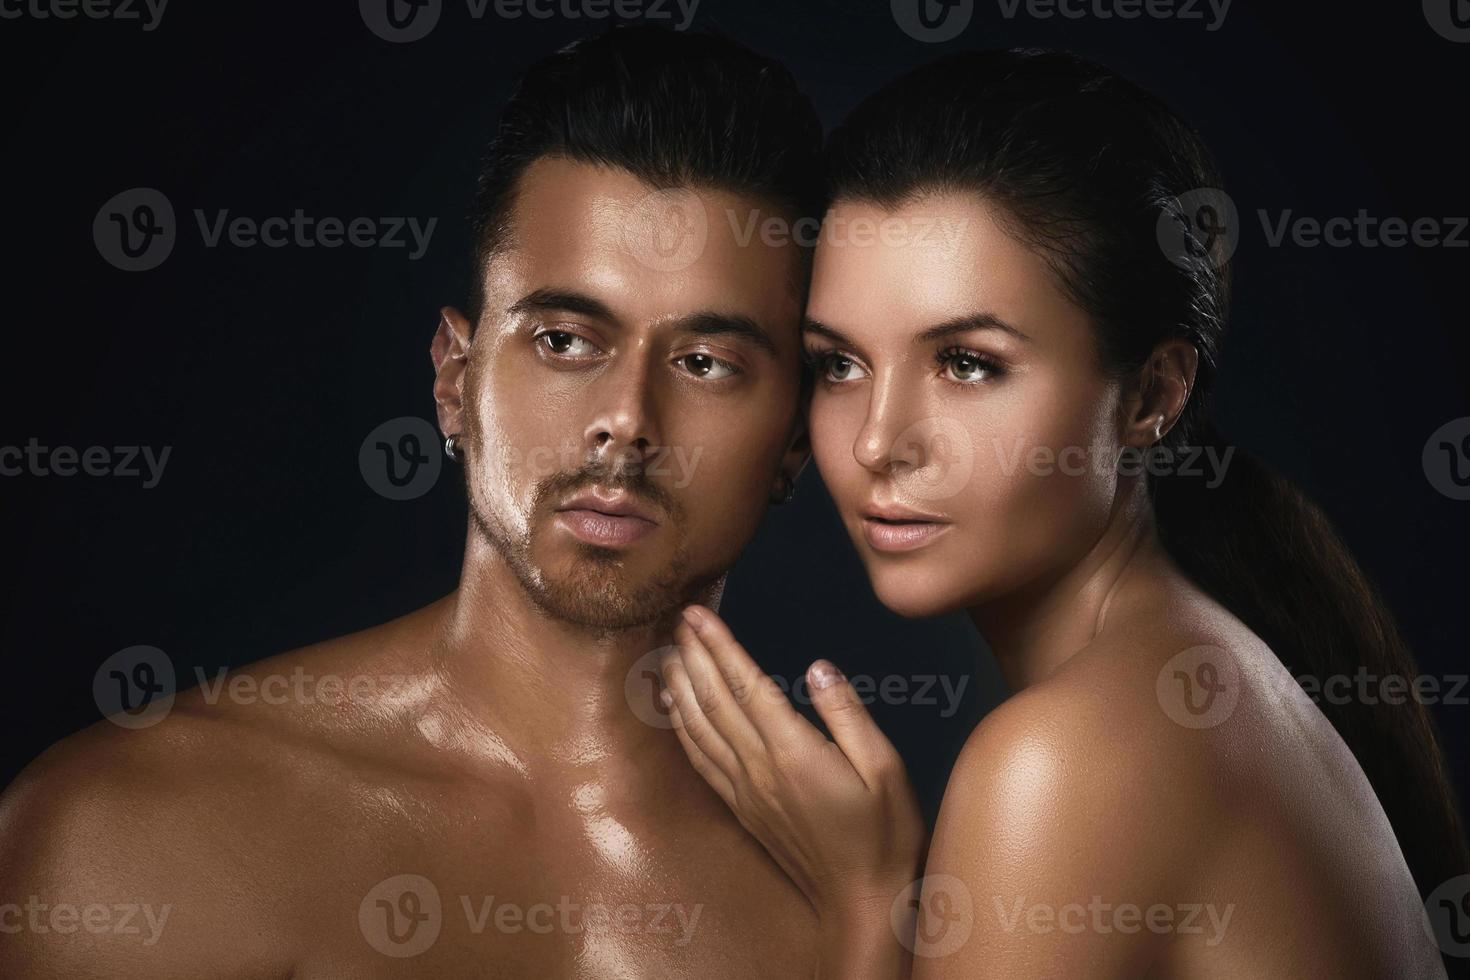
left=682, top=606, right=704, bottom=631
left=660, top=689, right=674, bottom=709
left=810, top=660, right=844, bottom=690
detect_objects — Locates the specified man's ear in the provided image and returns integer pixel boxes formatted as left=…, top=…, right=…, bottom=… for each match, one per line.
left=431, top=306, right=474, bottom=437
left=775, top=397, right=813, bottom=498
left=1119, top=339, right=1199, bottom=448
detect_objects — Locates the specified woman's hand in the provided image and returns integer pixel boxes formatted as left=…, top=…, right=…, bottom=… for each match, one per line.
left=659, top=604, right=926, bottom=977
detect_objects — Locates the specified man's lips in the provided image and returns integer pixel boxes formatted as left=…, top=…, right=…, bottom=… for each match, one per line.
left=554, top=488, right=661, bottom=548
left=860, top=502, right=951, bottom=554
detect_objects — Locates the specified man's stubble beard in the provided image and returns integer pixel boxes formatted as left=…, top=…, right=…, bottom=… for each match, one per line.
left=467, top=482, right=712, bottom=635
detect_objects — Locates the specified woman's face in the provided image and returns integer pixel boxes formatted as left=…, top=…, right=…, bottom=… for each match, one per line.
left=804, top=193, right=1127, bottom=617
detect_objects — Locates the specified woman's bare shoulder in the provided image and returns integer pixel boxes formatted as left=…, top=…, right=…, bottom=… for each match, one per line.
left=934, top=580, right=1278, bottom=877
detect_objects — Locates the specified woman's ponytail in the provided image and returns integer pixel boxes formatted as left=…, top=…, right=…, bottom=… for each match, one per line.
left=1153, top=419, right=1469, bottom=904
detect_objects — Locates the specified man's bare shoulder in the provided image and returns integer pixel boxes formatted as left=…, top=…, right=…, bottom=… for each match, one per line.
left=0, top=601, right=459, bottom=974
left=4, top=597, right=457, bottom=827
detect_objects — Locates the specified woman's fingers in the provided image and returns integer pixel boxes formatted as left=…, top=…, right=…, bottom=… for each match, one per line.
left=661, top=692, right=739, bottom=809
left=660, top=652, right=742, bottom=782
left=806, top=659, right=905, bottom=792
left=681, top=605, right=814, bottom=747
left=669, top=619, right=767, bottom=760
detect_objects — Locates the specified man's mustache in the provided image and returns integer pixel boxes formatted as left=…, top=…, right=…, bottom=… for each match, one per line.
left=533, top=463, right=679, bottom=522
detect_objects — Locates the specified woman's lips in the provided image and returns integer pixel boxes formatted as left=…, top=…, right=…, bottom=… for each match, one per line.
left=861, top=517, right=952, bottom=553
left=555, top=509, right=658, bottom=547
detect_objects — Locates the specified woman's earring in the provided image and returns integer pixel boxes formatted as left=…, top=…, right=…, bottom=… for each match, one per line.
left=444, top=433, right=462, bottom=463
left=770, top=474, right=795, bottom=505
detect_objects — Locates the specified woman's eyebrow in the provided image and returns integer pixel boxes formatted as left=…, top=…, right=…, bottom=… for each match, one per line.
left=801, top=318, right=857, bottom=348
left=802, top=312, right=1030, bottom=355
left=914, top=312, right=1032, bottom=344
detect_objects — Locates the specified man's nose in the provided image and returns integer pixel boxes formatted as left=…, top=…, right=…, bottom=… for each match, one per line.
left=582, top=349, right=663, bottom=472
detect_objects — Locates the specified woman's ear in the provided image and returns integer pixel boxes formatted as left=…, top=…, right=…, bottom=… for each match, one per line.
left=431, top=307, right=474, bottom=436
left=1120, top=339, right=1199, bottom=448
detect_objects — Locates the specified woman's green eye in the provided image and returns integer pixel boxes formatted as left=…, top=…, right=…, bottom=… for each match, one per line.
left=938, top=348, right=1001, bottom=383
left=947, top=354, right=985, bottom=380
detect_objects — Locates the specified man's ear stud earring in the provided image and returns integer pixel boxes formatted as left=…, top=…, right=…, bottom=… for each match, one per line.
left=444, top=433, right=462, bottom=462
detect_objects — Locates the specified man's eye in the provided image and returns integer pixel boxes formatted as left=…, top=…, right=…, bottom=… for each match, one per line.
left=538, top=330, right=600, bottom=357
left=677, top=352, right=738, bottom=380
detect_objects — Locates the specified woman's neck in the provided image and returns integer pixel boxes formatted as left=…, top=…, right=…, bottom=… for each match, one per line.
left=967, top=480, right=1167, bottom=691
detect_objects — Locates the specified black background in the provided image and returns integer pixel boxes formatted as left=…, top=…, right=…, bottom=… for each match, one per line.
left=1, top=0, right=1467, bottom=825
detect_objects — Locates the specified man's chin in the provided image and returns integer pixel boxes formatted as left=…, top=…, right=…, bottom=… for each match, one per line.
left=525, top=546, right=694, bottom=631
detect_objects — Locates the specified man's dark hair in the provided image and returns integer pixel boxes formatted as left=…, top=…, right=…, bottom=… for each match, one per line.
left=465, top=26, right=824, bottom=323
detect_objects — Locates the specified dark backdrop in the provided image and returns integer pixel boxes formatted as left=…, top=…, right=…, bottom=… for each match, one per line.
left=1, top=0, right=1467, bottom=824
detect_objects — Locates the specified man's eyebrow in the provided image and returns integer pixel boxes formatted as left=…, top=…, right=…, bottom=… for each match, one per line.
left=676, top=312, right=779, bottom=359
left=915, top=312, right=1032, bottom=344
left=507, top=288, right=613, bottom=320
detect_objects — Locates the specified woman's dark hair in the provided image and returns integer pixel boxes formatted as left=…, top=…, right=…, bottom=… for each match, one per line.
left=465, top=25, right=824, bottom=323
left=826, top=47, right=1466, bottom=933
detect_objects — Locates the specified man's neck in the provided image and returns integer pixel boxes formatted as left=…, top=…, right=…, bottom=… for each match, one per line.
left=424, top=530, right=722, bottom=792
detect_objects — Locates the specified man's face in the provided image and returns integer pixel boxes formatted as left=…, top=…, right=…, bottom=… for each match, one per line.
left=454, top=156, right=806, bottom=630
